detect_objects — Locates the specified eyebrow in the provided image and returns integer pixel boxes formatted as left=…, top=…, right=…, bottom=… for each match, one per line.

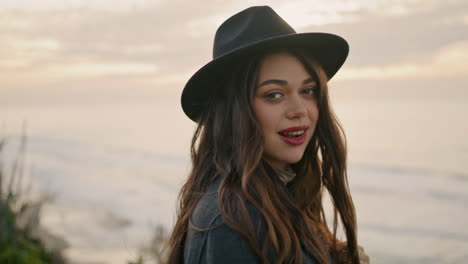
left=256, top=77, right=316, bottom=89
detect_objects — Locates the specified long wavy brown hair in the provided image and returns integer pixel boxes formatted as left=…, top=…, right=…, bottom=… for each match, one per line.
left=167, top=47, right=359, bottom=264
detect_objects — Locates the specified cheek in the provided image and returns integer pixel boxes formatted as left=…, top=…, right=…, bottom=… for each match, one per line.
left=254, top=103, right=280, bottom=134
left=256, top=113, right=273, bottom=134
left=307, top=102, right=319, bottom=121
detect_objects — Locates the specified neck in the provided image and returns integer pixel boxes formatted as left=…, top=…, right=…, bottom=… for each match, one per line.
left=264, top=158, right=288, bottom=170
left=272, top=164, right=296, bottom=185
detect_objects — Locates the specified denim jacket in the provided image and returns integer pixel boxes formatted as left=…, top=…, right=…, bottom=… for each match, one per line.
left=183, top=177, right=326, bottom=264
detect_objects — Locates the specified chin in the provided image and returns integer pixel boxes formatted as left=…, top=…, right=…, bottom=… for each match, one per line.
left=282, top=150, right=306, bottom=164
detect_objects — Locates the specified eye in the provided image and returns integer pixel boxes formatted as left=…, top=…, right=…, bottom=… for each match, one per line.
left=265, top=92, right=283, bottom=99
left=303, top=87, right=318, bottom=96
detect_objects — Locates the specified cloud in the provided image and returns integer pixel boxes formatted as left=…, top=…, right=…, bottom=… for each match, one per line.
left=260, top=0, right=381, bottom=27
left=301, top=0, right=468, bottom=67
left=338, top=40, right=468, bottom=80
left=52, top=62, right=159, bottom=76
left=0, top=0, right=247, bottom=104
left=4, top=0, right=465, bottom=74
left=1, top=0, right=467, bottom=104
left=0, top=0, right=153, bottom=9
left=0, top=1, right=238, bottom=66
left=0, top=0, right=394, bottom=75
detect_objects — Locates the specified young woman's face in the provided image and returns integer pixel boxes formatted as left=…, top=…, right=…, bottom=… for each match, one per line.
left=254, top=52, right=319, bottom=169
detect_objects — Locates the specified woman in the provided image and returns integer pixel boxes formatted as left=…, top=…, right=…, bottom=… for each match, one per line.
left=168, top=6, right=368, bottom=264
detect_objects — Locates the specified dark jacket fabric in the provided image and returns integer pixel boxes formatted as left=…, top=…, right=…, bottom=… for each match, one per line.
left=183, top=177, right=325, bottom=264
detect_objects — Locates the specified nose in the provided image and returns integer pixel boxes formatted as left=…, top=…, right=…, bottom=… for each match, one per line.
left=285, top=95, right=307, bottom=119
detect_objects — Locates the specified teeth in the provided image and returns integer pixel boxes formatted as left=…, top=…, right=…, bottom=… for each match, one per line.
left=281, top=130, right=304, bottom=137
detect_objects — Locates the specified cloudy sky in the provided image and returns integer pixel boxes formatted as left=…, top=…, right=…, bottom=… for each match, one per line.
left=1, top=0, right=467, bottom=106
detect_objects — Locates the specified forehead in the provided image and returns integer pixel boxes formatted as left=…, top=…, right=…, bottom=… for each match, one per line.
left=256, top=52, right=312, bottom=83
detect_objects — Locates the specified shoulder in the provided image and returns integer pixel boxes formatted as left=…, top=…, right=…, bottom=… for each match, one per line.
left=185, top=177, right=266, bottom=264
left=190, top=177, right=224, bottom=230
left=190, top=177, right=263, bottom=230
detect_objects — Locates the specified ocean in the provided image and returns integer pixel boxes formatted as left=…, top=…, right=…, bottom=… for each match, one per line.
left=2, top=97, right=467, bottom=263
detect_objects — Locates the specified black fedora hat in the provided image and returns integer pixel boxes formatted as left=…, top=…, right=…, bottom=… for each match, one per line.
left=181, top=5, right=349, bottom=122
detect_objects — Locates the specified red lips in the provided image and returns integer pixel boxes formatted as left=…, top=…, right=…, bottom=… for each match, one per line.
left=278, top=125, right=309, bottom=146
left=278, top=125, right=309, bottom=133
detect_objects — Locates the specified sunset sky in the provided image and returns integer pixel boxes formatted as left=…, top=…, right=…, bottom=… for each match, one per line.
left=2, top=0, right=467, bottom=105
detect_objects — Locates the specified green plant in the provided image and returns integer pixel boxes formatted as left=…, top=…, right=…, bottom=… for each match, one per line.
left=0, top=133, right=67, bottom=264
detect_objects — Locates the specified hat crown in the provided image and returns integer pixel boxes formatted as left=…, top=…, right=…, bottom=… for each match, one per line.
left=213, top=6, right=295, bottom=58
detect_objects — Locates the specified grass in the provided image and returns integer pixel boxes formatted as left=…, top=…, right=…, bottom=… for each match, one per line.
left=0, top=132, right=67, bottom=264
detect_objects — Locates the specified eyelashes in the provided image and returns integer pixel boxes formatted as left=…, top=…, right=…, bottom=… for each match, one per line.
left=265, top=92, right=283, bottom=99
left=303, top=87, right=318, bottom=96
left=263, top=87, right=318, bottom=100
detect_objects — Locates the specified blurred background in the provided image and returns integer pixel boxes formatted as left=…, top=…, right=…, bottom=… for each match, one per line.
left=1, top=0, right=467, bottom=263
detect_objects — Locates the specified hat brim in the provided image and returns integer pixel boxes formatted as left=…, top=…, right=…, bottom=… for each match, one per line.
left=181, top=32, right=349, bottom=122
